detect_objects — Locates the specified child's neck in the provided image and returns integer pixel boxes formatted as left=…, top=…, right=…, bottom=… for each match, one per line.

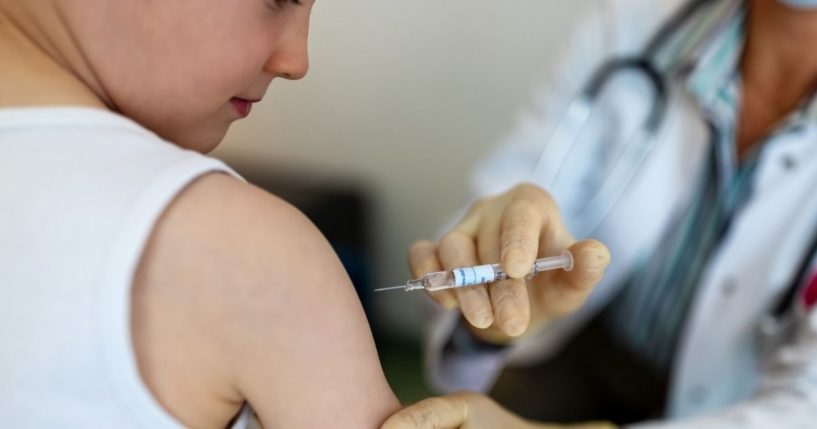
left=0, top=2, right=106, bottom=109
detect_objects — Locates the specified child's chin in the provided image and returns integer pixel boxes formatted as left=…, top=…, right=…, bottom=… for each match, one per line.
left=172, top=126, right=228, bottom=154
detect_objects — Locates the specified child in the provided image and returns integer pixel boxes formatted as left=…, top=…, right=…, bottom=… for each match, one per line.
left=0, top=0, right=400, bottom=427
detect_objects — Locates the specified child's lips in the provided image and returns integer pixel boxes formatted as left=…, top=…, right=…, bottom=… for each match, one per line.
left=230, top=97, right=255, bottom=118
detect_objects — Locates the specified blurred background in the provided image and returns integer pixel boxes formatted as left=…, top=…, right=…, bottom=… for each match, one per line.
left=212, top=0, right=593, bottom=403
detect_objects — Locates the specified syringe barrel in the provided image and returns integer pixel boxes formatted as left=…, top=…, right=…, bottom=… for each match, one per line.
left=423, top=265, right=499, bottom=291
left=422, top=251, right=574, bottom=292
left=422, top=270, right=455, bottom=291
left=490, top=250, right=574, bottom=282
left=533, top=250, right=574, bottom=274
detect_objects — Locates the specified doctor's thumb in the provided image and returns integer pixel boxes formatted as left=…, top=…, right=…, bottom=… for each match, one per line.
left=565, top=240, right=611, bottom=291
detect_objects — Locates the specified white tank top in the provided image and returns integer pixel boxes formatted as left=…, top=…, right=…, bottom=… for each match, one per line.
left=0, top=107, right=255, bottom=428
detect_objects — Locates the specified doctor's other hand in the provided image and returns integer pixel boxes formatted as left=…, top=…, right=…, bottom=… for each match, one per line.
left=381, top=392, right=616, bottom=429
left=409, top=183, right=611, bottom=342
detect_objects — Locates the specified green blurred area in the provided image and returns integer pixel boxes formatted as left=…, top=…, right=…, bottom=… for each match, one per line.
left=374, top=332, right=436, bottom=404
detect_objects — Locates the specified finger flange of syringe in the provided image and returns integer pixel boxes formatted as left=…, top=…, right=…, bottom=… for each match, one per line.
left=375, top=250, right=573, bottom=293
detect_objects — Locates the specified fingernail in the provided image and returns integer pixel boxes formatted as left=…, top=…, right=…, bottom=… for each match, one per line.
left=442, top=298, right=459, bottom=310
left=581, top=247, right=610, bottom=273
left=503, top=316, right=527, bottom=337
left=469, top=309, right=494, bottom=329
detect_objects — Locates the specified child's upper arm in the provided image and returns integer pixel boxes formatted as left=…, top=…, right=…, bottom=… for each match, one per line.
left=133, top=173, right=400, bottom=429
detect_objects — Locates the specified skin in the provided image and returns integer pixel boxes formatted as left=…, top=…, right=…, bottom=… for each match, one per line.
left=738, top=0, right=817, bottom=156
left=0, top=0, right=400, bottom=427
left=0, top=0, right=310, bottom=152
left=391, top=0, right=817, bottom=427
left=133, top=174, right=399, bottom=428
left=382, top=393, right=616, bottom=429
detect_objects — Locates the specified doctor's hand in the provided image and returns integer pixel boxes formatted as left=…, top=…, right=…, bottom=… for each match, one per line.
left=409, top=183, right=610, bottom=343
left=381, top=392, right=616, bottom=429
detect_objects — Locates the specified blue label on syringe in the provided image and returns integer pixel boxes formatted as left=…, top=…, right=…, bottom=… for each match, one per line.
left=453, top=264, right=497, bottom=287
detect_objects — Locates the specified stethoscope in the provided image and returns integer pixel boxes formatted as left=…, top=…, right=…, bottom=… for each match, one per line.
left=755, top=228, right=817, bottom=357
left=527, top=0, right=815, bottom=348
left=529, top=0, right=728, bottom=237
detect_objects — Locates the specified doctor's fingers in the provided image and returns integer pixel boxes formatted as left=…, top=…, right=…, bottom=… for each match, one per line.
left=408, top=240, right=457, bottom=310
left=438, top=231, right=494, bottom=329
left=477, top=221, right=530, bottom=337
left=499, top=185, right=572, bottom=279
left=381, top=395, right=468, bottom=429
left=533, top=240, right=611, bottom=319
left=381, top=392, right=539, bottom=429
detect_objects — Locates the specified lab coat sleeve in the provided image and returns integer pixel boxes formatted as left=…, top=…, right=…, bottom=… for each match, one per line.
left=631, top=311, right=817, bottom=429
left=425, top=0, right=626, bottom=394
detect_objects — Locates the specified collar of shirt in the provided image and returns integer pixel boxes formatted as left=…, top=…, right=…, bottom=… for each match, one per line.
left=684, top=0, right=746, bottom=182
left=683, top=2, right=817, bottom=132
left=684, top=3, right=744, bottom=129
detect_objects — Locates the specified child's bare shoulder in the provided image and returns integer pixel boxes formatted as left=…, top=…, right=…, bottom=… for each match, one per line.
left=138, top=172, right=342, bottom=294
left=132, top=173, right=397, bottom=428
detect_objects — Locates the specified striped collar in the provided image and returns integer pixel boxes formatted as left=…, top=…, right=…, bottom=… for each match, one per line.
left=668, top=0, right=817, bottom=133
left=684, top=2, right=744, bottom=126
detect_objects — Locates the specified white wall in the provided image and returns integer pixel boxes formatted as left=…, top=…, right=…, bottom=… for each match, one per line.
left=213, top=0, right=593, bottom=336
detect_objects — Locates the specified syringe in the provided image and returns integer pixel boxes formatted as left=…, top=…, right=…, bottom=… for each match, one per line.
left=375, top=251, right=573, bottom=293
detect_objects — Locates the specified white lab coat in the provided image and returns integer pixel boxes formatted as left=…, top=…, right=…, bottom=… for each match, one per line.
left=426, top=0, right=817, bottom=427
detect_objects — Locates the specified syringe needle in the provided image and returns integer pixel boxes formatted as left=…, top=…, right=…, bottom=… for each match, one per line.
left=374, top=285, right=406, bottom=292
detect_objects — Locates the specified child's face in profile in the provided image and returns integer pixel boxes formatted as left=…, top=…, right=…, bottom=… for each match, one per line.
left=68, top=0, right=313, bottom=153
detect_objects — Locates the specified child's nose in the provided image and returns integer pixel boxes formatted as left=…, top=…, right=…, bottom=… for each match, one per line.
left=264, top=36, right=309, bottom=80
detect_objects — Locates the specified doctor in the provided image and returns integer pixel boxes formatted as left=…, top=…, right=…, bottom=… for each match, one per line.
left=383, top=0, right=817, bottom=428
